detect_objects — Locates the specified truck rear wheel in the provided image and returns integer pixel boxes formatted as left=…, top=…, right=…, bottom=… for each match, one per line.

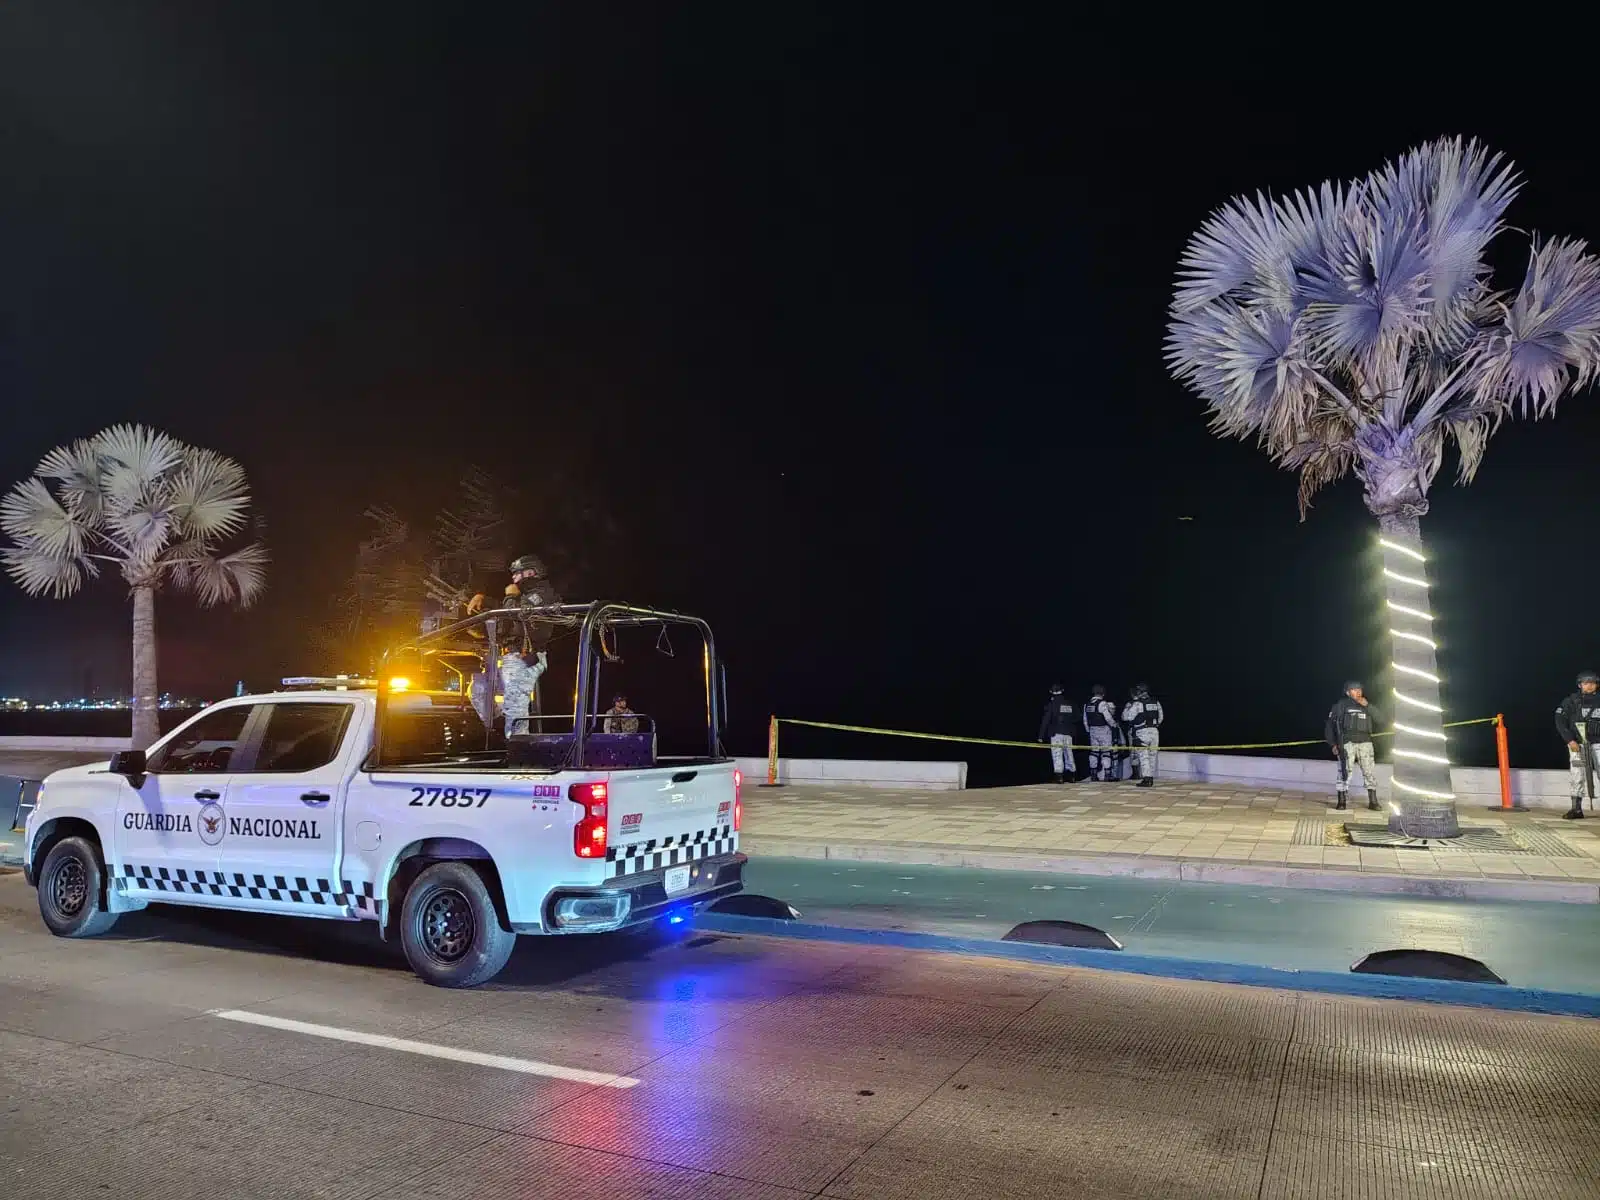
left=398, top=861, right=515, bottom=987
left=37, top=837, right=120, bottom=938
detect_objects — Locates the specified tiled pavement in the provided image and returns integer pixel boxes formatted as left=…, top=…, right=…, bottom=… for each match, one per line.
left=743, top=780, right=1600, bottom=902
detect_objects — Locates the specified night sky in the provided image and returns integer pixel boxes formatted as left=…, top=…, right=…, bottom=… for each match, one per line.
left=1, top=6, right=1596, bottom=772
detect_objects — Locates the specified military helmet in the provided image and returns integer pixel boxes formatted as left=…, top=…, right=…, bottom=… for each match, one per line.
left=1343, top=680, right=1364, bottom=694
left=1049, top=683, right=1064, bottom=695
left=508, top=554, right=548, bottom=578
left=1132, top=682, right=1150, bottom=700
left=1091, top=684, right=1106, bottom=698
left=1579, top=671, right=1600, bottom=687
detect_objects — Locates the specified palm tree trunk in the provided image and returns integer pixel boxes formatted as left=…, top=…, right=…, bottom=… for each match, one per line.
left=1375, top=512, right=1459, bottom=838
left=131, top=584, right=159, bottom=750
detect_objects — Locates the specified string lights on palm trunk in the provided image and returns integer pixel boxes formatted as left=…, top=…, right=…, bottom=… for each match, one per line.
left=1379, top=535, right=1459, bottom=825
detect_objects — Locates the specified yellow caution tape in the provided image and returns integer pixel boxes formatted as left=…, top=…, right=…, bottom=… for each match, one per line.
left=776, top=716, right=1496, bottom=754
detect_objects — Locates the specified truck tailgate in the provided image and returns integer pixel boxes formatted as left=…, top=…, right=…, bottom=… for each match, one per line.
left=604, top=762, right=738, bottom=876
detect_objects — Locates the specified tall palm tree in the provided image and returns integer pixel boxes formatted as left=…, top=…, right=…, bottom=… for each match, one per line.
left=1, top=424, right=268, bottom=748
left=1166, top=137, right=1600, bottom=837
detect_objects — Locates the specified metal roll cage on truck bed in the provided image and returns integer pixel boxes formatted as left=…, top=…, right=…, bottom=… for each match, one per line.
left=375, top=600, right=731, bottom=769
left=21, top=599, right=746, bottom=988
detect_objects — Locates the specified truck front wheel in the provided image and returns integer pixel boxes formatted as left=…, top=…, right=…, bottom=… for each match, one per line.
left=398, top=861, right=516, bottom=988
left=37, top=837, right=119, bottom=938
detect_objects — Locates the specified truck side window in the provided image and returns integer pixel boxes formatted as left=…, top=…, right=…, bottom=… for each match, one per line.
left=252, top=703, right=355, bottom=773
left=146, top=706, right=253, bottom=774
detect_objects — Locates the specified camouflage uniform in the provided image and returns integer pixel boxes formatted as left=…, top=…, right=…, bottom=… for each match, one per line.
left=1083, top=691, right=1119, bottom=782
left=1340, top=741, right=1378, bottom=796
left=1121, top=691, right=1164, bottom=784
left=1326, top=690, right=1379, bottom=810
left=603, top=706, right=640, bottom=735
left=1037, top=690, right=1076, bottom=781
left=500, top=650, right=547, bottom=736
left=1555, top=683, right=1600, bottom=818
left=1567, top=744, right=1600, bottom=802
left=472, top=651, right=547, bottom=735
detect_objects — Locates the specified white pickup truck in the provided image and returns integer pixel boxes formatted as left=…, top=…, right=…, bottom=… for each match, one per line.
left=22, top=602, right=746, bottom=987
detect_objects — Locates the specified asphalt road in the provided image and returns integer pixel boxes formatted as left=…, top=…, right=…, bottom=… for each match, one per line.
left=1, top=871, right=1597, bottom=1199
left=743, top=858, right=1600, bottom=995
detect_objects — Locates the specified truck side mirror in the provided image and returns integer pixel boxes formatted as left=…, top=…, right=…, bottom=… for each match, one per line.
left=109, top=749, right=147, bottom=779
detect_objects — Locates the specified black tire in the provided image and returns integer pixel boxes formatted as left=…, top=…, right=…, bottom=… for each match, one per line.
left=37, top=837, right=119, bottom=938
left=398, top=861, right=515, bottom=987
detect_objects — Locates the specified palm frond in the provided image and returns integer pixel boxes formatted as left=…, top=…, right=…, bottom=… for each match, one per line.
left=170, top=541, right=270, bottom=608
left=1165, top=302, right=1319, bottom=443
left=1171, top=191, right=1288, bottom=314
left=93, top=424, right=184, bottom=513
left=1168, top=136, right=1600, bottom=518
left=1445, top=412, right=1498, bottom=483
left=0, top=477, right=88, bottom=562
left=103, top=507, right=173, bottom=569
left=0, top=544, right=88, bottom=598
left=1469, top=236, right=1600, bottom=417
left=1298, top=185, right=1432, bottom=369
left=3, top=424, right=266, bottom=610
left=1279, top=438, right=1357, bottom=516
left=1418, top=137, right=1519, bottom=347
left=35, top=438, right=111, bottom=522
left=167, top=446, right=250, bottom=538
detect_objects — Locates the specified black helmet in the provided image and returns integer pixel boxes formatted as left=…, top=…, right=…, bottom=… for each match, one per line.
left=508, top=554, right=547, bottom=578
left=1344, top=680, right=1364, bottom=694
left=1133, top=682, right=1150, bottom=700
left=1579, top=671, right=1600, bottom=687
left=1049, top=683, right=1063, bottom=695
left=1091, top=684, right=1106, bottom=698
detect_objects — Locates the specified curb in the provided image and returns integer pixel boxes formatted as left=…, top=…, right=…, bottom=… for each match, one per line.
left=739, top=836, right=1600, bottom=904
left=693, top=913, right=1600, bottom=1018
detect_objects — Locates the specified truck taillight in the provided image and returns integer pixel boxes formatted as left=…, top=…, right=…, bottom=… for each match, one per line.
left=733, top=769, right=742, bottom=832
left=570, top=782, right=608, bottom=858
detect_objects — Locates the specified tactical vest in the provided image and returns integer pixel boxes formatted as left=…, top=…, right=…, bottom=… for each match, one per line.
left=1085, top=699, right=1110, bottom=727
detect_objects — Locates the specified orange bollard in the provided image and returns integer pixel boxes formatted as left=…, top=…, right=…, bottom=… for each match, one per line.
left=763, top=715, right=780, bottom=787
left=1495, top=714, right=1524, bottom=811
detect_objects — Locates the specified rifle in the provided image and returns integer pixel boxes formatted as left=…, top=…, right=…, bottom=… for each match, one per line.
left=1583, top=722, right=1596, bottom=813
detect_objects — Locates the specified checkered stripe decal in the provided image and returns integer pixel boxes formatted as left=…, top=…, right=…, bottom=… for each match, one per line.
left=605, top=828, right=737, bottom=879
left=116, top=864, right=382, bottom=915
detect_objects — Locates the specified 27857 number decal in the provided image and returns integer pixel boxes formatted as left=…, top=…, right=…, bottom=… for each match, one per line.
left=409, top=786, right=491, bottom=808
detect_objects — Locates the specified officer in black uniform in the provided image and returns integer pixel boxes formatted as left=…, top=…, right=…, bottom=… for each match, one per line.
left=1037, top=684, right=1077, bottom=783
left=467, top=554, right=564, bottom=650
left=1325, top=680, right=1379, bottom=811
left=1554, top=671, right=1600, bottom=820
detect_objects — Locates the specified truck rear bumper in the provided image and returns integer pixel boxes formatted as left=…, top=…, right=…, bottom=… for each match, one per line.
left=530, top=852, right=747, bottom=934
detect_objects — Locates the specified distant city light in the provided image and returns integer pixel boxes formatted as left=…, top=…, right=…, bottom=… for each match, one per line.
left=0, top=694, right=209, bottom=712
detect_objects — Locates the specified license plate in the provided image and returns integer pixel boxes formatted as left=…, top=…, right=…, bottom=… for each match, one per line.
left=663, top=865, right=691, bottom=894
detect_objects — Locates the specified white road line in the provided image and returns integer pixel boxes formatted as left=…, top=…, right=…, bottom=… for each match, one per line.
left=207, top=1009, right=639, bottom=1088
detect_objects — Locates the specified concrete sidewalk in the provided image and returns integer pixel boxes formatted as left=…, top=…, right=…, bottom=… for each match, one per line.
left=743, top=779, right=1600, bottom=903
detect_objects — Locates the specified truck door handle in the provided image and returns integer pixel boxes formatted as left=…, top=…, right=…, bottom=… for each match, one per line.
left=194, top=789, right=221, bottom=801
left=301, top=792, right=331, bottom=806
left=671, top=771, right=698, bottom=783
